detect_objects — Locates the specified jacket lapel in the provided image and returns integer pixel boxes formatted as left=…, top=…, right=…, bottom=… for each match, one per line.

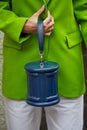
left=43, top=0, right=50, bottom=4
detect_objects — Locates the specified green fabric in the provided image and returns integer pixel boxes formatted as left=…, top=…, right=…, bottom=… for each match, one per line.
left=0, top=0, right=87, bottom=100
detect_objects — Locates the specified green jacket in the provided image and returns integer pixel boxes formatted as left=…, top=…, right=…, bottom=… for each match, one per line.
left=0, top=0, right=87, bottom=100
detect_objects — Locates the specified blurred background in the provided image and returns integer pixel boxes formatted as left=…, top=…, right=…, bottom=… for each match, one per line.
left=0, top=31, right=87, bottom=130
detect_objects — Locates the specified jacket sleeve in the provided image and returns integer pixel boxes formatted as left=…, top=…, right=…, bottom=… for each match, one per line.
left=73, top=0, right=87, bottom=48
left=0, top=0, right=30, bottom=43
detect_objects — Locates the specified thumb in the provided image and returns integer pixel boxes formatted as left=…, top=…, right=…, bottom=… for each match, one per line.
left=35, top=5, right=45, bottom=16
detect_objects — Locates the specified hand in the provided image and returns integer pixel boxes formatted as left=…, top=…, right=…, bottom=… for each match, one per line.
left=22, top=5, right=45, bottom=34
left=22, top=6, right=54, bottom=36
left=43, top=11, right=54, bottom=36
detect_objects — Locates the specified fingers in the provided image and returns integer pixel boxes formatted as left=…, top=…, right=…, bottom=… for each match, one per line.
left=35, top=5, right=45, bottom=16
left=43, top=11, right=54, bottom=36
left=44, top=20, right=54, bottom=31
left=43, top=11, right=52, bottom=24
left=45, top=32, right=52, bottom=36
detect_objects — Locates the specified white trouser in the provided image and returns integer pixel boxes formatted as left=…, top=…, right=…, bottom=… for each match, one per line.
left=4, top=95, right=84, bottom=130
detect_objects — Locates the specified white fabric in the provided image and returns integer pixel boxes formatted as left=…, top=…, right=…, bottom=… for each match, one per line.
left=45, top=96, right=83, bottom=130
left=4, top=95, right=83, bottom=130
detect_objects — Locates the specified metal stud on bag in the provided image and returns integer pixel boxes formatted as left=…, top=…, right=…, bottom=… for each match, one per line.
left=25, top=21, right=60, bottom=107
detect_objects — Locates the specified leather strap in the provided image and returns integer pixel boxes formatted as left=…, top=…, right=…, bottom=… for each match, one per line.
left=38, top=21, right=44, bottom=54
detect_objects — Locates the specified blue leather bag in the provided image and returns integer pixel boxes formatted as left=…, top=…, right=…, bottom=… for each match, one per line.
left=25, top=21, right=60, bottom=107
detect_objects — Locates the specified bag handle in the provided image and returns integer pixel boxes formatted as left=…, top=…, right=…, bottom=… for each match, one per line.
left=38, top=20, right=44, bottom=54
left=37, top=21, right=44, bottom=67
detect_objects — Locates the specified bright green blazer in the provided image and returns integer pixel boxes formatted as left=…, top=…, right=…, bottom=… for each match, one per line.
left=0, top=0, right=87, bottom=100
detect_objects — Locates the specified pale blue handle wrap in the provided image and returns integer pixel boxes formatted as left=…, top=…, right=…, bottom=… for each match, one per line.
left=38, top=21, right=44, bottom=54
